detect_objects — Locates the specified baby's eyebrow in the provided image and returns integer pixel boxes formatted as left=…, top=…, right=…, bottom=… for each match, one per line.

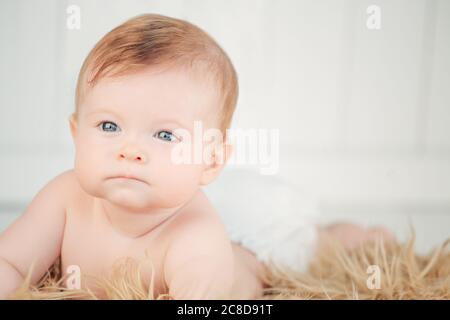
left=86, top=109, right=123, bottom=120
left=157, top=119, right=191, bottom=129
left=86, top=110, right=191, bottom=130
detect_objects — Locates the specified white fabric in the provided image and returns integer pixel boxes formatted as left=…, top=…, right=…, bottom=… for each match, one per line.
left=203, top=168, right=319, bottom=273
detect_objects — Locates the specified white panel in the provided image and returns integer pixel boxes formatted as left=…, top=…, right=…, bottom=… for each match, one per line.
left=346, top=0, right=426, bottom=149
left=276, top=151, right=450, bottom=205
left=238, top=0, right=345, bottom=148
left=427, top=0, right=450, bottom=150
left=0, top=0, right=59, bottom=147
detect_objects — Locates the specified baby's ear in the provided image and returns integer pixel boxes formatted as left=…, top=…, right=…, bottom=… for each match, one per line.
left=68, top=113, right=78, bottom=139
left=199, top=143, right=233, bottom=186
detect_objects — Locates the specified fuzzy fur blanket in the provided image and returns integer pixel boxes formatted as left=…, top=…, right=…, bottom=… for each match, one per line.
left=9, top=233, right=449, bottom=300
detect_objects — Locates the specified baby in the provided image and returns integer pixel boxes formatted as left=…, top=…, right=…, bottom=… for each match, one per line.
left=0, top=14, right=394, bottom=300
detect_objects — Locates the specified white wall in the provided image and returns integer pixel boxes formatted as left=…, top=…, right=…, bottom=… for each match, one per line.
left=0, top=0, right=449, bottom=252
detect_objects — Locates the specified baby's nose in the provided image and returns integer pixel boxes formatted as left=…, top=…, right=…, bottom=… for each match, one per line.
left=118, top=146, right=147, bottom=163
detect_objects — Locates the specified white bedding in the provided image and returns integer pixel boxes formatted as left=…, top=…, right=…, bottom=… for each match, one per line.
left=204, top=168, right=319, bottom=273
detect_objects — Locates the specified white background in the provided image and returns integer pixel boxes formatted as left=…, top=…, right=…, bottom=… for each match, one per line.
left=0, top=0, right=449, bottom=253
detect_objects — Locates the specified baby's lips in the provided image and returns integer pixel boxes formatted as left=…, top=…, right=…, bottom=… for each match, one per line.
left=111, top=174, right=148, bottom=184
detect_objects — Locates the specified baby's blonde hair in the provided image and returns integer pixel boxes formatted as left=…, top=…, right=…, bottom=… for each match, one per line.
left=75, top=13, right=238, bottom=132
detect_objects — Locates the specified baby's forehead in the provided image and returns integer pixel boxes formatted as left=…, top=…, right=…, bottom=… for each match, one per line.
left=82, top=66, right=222, bottom=128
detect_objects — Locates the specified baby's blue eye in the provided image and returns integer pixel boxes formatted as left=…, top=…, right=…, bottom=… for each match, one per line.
left=154, top=130, right=179, bottom=142
left=100, top=121, right=120, bottom=132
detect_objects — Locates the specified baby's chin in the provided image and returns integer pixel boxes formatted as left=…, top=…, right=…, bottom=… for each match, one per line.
left=101, top=183, right=157, bottom=209
left=77, top=175, right=196, bottom=211
left=100, top=182, right=188, bottom=211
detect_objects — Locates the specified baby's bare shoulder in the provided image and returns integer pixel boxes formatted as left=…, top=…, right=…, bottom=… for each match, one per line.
left=52, top=169, right=91, bottom=205
left=34, top=169, right=79, bottom=206
left=52, top=169, right=77, bottom=189
left=28, top=169, right=92, bottom=217
left=170, top=190, right=229, bottom=247
left=164, top=190, right=232, bottom=265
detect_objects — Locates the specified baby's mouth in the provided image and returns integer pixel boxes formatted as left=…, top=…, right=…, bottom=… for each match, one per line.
left=110, top=175, right=148, bottom=184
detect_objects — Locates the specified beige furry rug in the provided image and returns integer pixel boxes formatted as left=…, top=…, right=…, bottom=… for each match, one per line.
left=9, top=233, right=450, bottom=300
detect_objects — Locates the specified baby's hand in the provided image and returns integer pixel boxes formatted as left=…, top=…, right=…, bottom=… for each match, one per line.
left=317, top=222, right=396, bottom=251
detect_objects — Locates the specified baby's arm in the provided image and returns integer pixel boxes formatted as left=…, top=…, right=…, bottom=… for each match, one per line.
left=163, top=217, right=234, bottom=300
left=0, top=170, right=71, bottom=298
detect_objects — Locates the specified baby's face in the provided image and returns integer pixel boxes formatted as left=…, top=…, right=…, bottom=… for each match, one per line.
left=70, top=66, right=222, bottom=210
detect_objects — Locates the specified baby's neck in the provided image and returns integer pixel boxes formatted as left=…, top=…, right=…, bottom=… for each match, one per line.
left=96, top=198, right=187, bottom=238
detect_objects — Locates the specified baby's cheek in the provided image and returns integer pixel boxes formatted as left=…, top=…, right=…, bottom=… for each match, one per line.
left=155, top=161, right=203, bottom=205
left=73, top=140, right=105, bottom=197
